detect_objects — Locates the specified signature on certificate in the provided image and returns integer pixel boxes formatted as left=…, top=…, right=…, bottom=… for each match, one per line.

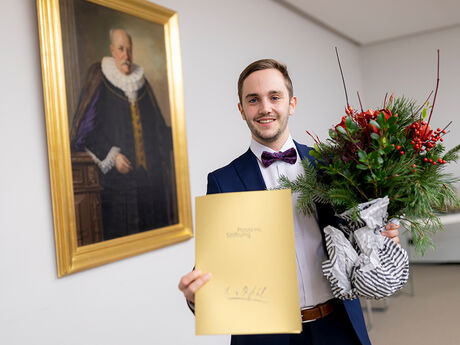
left=225, top=285, right=268, bottom=303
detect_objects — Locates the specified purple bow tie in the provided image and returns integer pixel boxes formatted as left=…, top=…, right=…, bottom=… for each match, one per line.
left=261, top=147, right=297, bottom=168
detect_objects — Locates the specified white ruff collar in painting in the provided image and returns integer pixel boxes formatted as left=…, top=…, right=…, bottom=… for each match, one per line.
left=101, top=56, right=145, bottom=103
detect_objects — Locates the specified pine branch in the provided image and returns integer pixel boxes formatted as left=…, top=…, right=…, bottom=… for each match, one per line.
left=443, top=144, right=460, bottom=162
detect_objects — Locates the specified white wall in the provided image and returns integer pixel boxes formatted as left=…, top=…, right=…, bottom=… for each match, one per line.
left=361, top=26, right=460, bottom=185
left=0, top=1, right=361, bottom=345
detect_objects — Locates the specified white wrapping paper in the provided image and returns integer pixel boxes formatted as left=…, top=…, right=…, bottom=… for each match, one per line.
left=322, top=197, right=409, bottom=300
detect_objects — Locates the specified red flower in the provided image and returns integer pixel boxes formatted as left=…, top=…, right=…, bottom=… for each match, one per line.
left=335, top=116, right=347, bottom=132
left=419, top=123, right=433, bottom=141
left=355, top=109, right=375, bottom=128
left=374, top=108, right=393, bottom=121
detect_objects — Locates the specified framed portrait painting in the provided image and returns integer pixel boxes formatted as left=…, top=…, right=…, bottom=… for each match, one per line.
left=37, top=0, right=192, bottom=277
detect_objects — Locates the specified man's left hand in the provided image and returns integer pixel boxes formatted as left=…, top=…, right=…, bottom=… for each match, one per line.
left=382, top=222, right=400, bottom=246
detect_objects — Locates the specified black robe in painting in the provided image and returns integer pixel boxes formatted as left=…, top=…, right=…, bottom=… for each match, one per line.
left=70, top=63, right=177, bottom=240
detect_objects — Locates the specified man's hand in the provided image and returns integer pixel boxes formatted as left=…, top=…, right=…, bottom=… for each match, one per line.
left=115, top=153, right=133, bottom=174
left=178, top=269, right=212, bottom=303
left=382, top=221, right=400, bottom=246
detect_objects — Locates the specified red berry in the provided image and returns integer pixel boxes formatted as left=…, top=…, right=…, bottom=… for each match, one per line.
left=412, top=164, right=416, bottom=168
left=396, top=146, right=401, bottom=150
left=437, top=128, right=441, bottom=131
left=429, top=159, right=433, bottom=162
left=400, top=151, right=404, bottom=155
left=433, top=162, right=437, bottom=165
left=438, top=158, right=442, bottom=162
left=440, top=138, right=444, bottom=142
left=442, top=130, right=446, bottom=134
left=424, top=158, right=428, bottom=161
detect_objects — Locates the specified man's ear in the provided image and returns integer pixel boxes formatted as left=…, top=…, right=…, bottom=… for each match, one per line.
left=238, top=103, right=246, bottom=120
left=288, top=96, right=297, bottom=116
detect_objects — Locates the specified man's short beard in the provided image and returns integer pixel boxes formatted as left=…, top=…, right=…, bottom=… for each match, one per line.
left=243, top=111, right=289, bottom=144
left=251, top=126, right=281, bottom=143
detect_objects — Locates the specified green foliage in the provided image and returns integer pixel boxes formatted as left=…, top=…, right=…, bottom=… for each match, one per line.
left=281, top=96, right=459, bottom=254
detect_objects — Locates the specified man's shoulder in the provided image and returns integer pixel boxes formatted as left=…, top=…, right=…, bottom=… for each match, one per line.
left=80, top=62, right=105, bottom=96
left=207, top=148, right=262, bottom=194
left=294, top=141, right=310, bottom=149
left=293, top=140, right=313, bottom=158
left=208, top=148, right=254, bottom=178
left=85, top=62, right=103, bottom=81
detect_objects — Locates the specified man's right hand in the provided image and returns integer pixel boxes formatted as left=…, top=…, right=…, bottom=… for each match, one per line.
left=115, top=153, right=133, bottom=174
left=178, top=269, right=212, bottom=303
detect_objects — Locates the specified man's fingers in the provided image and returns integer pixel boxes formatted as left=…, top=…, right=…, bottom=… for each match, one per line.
left=385, top=222, right=399, bottom=230
left=178, top=270, right=212, bottom=303
left=120, top=156, right=132, bottom=169
left=114, top=154, right=133, bottom=174
left=178, top=270, right=202, bottom=291
left=122, top=156, right=132, bottom=168
left=382, top=229, right=401, bottom=246
left=382, top=229, right=399, bottom=238
left=119, top=160, right=132, bottom=173
left=184, top=273, right=212, bottom=302
left=117, top=154, right=132, bottom=167
left=383, top=220, right=400, bottom=241
left=121, top=161, right=132, bottom=171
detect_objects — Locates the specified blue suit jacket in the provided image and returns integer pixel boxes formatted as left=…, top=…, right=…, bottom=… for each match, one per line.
left=206, top=141, right=371, bottom=345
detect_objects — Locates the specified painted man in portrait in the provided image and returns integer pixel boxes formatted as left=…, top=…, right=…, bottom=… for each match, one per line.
left=70, top=28, right=176, bottom=241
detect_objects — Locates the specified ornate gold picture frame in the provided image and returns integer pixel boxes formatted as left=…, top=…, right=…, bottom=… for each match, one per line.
left=37, top=0, right=192, bottom=277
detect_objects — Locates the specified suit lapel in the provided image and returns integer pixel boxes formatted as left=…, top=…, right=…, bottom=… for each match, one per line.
left=233, top=149, right=267, bottom=191
left=294, top=140, right=314, bottom=164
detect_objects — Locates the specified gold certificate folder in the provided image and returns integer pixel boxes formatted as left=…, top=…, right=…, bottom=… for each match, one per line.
left=195, top=189, right=301, bottom=335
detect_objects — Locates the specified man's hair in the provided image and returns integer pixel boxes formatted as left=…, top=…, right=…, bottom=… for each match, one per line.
left=109, top=28, right=132, bottom=45
left=237, top=59, right=293, bottom=103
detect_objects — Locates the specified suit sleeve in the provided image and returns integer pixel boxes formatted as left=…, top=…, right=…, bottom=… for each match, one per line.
left=316, top=202, right=341, bottom=230
left=206, top=172, right=222, bottom=195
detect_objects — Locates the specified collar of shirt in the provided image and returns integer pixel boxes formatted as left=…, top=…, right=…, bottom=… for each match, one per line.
left=249, top=135, right=300, bottom=190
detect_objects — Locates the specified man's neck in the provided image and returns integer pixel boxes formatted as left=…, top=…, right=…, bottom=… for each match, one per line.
left=252, top=132, right=290, bottom=152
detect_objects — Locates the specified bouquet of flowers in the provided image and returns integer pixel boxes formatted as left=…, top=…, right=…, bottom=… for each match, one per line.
left=282, top=50, right=460, bottom=299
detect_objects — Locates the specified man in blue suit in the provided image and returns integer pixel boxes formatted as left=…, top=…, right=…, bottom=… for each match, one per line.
left=179, top=59, right=400, bottom=345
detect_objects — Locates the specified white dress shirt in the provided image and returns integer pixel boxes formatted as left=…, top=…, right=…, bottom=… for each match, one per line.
left=250, top=135, right=334, bottom=308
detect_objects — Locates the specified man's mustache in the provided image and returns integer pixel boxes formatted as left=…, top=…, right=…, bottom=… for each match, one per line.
left=121, top=60, right=131, bottom=66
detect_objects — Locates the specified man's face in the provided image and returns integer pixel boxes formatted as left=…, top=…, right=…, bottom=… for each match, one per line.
left=110, top=30, right=133, bottom=75
left=238, top=68, right=296, bottom=149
